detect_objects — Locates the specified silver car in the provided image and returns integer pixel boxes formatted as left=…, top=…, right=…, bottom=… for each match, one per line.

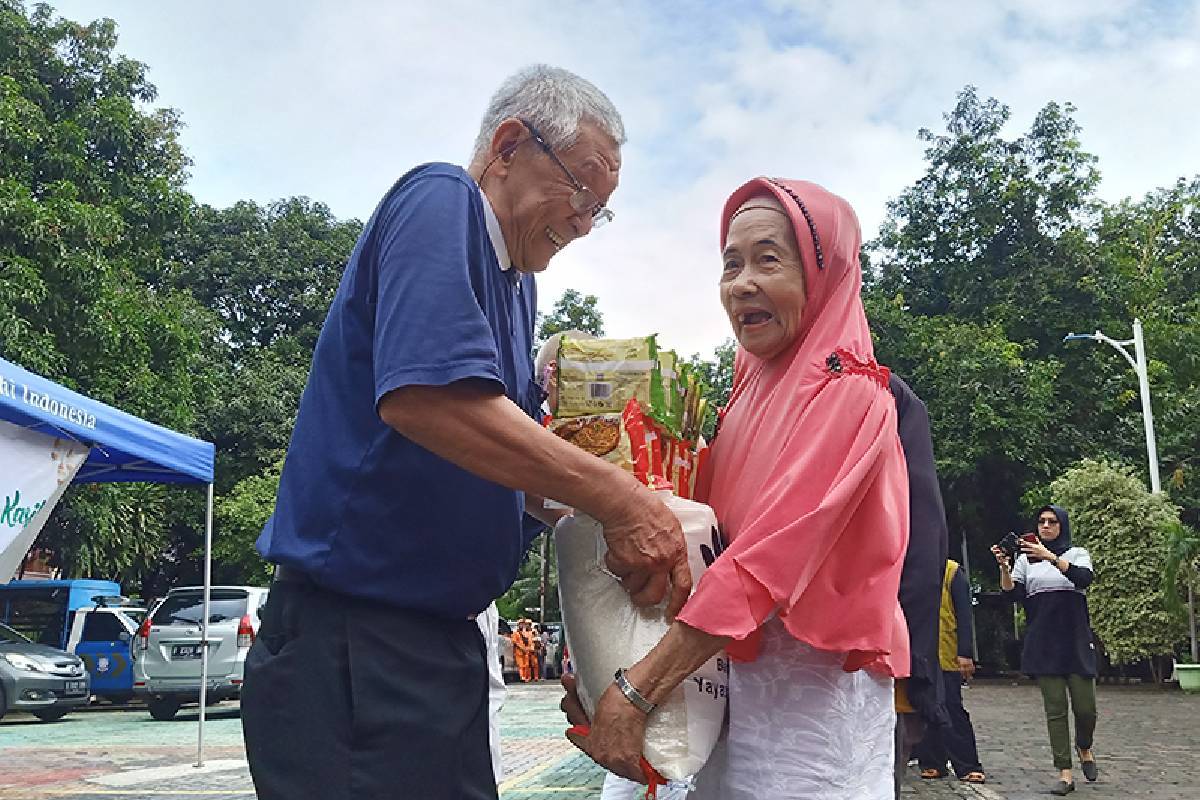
left=132, top=586, right=269, bottom=720
left=0, top=621, right=90, bottom=722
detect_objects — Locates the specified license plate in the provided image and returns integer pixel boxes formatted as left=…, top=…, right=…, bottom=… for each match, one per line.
left=171, top=644, right=203, bottom=660
left=64, top=679, right=87, bottom=695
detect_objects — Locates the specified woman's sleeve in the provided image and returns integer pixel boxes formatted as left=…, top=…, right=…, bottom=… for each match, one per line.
left=676, top=371, right=905, bottom=642
left=1002, top=556, right=1027, bottom=602
left=1064, top=548, right=1094, bottom=589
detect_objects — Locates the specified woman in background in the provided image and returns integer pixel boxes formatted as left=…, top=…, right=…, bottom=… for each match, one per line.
left=992, top=505, right=1099, bottom=796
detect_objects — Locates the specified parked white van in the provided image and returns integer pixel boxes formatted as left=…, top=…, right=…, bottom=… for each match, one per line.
left=132, top=585, right=269, bottom=720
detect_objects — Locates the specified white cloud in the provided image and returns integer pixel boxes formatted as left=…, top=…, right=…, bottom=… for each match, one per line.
left=47, top=0, right=1200, bottom=358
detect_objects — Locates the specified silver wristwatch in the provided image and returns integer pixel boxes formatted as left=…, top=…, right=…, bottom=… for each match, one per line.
left=614, top=668, right=656, bottom=714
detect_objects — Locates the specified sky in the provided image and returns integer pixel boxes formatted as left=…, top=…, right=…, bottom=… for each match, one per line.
left=47, top=0, right=1200, bottom=359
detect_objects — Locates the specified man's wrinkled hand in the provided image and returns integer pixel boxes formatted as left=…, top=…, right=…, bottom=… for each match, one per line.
left=601, top=490, right=691, bottom=618
left=564, top=682, right=649, bottom=783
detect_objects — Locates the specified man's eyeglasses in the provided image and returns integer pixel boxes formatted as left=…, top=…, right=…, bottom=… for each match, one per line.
left=519, top=119, right=614, bottom=228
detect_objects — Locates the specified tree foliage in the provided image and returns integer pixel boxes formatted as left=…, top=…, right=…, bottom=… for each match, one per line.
left=866, top=87, right=1200, bottom=621
left=1049, top=460, right=1186, bottom=665
left=536, top=287, right=605, bottom=345
left=1, top=1, right=215, bottom=582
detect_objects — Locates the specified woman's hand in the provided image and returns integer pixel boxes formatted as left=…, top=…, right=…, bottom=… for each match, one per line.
left=991, top=545, right=1016, bottom=591
left=1020, top=538, right=1058, bottom=564
left=559, top=622, right=730, bottom=782
left=564, top=681, right=649, bottom=782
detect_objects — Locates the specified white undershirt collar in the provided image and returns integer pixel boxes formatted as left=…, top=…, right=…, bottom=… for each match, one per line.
left=479, top=188, right=512, bottom=272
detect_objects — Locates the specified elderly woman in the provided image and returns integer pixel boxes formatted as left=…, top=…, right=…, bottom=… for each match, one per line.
left=568, top=177, right=911, bottom=799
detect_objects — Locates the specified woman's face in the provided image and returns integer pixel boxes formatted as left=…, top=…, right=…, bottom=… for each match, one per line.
left=1037, top=510, right=1062, bottom=541
left=720, top=199, right=808, bottom=361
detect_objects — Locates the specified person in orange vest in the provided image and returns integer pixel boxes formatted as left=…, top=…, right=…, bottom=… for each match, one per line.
left=512, top=619, right=537, bottom=683
left=914, top=559, right=985, bottom=783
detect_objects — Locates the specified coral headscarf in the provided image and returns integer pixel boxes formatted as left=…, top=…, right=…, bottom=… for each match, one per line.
left=676, top=177, right=911, bottom=677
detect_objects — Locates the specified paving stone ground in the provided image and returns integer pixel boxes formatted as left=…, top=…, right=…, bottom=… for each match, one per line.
left=2, top=679, right=1197, bottom=798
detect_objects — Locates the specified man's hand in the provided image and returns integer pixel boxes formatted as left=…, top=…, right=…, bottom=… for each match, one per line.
left=599, top=489, right=691, bottom=618
left=957, top=656, right=975, bottom=680
left=564, top=681, right=649, bottom=783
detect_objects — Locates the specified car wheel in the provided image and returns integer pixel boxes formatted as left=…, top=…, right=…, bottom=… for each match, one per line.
left=147, top=698, right=181, bottom=721
left=0, top=685, right=7, bottom=721
left=33, top=708, right=69, bottom=723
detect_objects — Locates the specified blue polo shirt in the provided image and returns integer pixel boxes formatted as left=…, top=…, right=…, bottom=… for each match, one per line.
left=257, top=163, right=544, bottom=618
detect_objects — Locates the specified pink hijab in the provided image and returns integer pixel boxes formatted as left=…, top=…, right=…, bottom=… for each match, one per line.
left=676, top=177, right=910, bottom=677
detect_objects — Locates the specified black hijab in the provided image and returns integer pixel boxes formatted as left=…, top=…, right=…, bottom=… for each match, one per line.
left=1036, top=504, right=1072, bottom=556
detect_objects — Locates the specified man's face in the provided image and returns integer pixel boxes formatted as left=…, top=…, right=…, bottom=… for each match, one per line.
left=491, top=121, right=621, bottom=272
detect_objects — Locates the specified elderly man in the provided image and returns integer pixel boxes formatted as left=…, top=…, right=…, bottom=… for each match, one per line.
left=241, top=65, right=689, bottom=800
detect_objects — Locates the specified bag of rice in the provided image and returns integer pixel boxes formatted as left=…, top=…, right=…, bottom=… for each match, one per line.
left=555, top=491, right=728, bottom=783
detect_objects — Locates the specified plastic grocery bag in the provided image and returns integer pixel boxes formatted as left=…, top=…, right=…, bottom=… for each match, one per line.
left=555, top=490, right=728, bottom=782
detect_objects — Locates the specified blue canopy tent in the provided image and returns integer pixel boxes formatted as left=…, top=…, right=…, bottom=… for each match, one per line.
left=0, top=356, right=220, bottom=765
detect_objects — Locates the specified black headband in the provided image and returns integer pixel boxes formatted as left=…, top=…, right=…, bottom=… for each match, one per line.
left=764, top=177, right=825, bottom=270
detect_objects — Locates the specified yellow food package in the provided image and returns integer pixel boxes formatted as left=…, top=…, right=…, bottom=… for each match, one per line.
left=549, top=413, right=633, bottom=472
left=556, top=336, right=657, bottom=418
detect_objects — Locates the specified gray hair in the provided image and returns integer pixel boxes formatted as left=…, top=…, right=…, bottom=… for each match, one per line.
left=471, top=65, right=626, bottom=164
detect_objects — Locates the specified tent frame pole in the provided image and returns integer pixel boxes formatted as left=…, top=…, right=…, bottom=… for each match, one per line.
left=195, top=482, right=214, bottom=768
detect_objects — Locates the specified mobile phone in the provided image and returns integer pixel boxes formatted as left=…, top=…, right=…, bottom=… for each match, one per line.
left=1021, top=533, right=1041, bottom=561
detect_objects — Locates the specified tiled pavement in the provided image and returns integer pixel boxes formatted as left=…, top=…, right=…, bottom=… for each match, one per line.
left=2, top=679, right=1197, bottom=798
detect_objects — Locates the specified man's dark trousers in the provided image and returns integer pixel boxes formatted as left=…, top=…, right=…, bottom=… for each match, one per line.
left=241, top=576, right=496, bottom=800
left=915, top=671, right=983, bottom=778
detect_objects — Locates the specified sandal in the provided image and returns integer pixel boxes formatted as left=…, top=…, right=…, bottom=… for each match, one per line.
left=1050, top=779, right=1075, bottom=795
left=960, top=771, right=986, bottom=784
left=919, top=768, right=946, bottom=779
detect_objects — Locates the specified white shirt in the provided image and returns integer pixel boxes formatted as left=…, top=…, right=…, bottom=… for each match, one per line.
left=479, top=188, right=512, bottom=272
left=1012, top=547, right=1092, bottom=597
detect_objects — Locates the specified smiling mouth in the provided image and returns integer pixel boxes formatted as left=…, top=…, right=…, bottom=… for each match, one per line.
left=739, top=311, right=773, bottom=327
left=546, top=227, right=567, bottom=251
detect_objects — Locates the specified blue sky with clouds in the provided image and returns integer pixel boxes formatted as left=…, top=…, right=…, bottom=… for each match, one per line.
left=46, top=0, right=1200, bottom=357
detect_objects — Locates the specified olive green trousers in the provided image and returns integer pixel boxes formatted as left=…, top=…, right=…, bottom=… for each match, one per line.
left=1037, top=674, right=1097, bottom=770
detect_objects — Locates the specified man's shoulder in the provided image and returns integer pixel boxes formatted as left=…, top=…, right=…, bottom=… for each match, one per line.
left=387, top=162, right=476, bottom=200
left=366, top=163, right=484, bottom=246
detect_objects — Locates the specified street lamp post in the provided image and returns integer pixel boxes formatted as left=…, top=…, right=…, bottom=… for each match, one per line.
left=1063, top=318, right=1161, bottom=494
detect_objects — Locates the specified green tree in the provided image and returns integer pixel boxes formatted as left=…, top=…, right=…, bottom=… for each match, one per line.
left=1161, top=521, right=1200, bottom=662
left=169, top=199, right=362, bottom=490
left=684, top=338, right=735, bottom=439
left=863, top=87, right=1200, bottom=588
left=212, top=457, right=284, bottom=586
left=1091, top=177, right=1200, bottom=531
left=1, top=1, right=216, bottom=583
left=866, top=296, right=1060, bottom=574
left=536, top=288, right=605, bottom=344
left=870, top=87, right=1101, bottom=350
left=1049, top=460, right=1186, bottom=673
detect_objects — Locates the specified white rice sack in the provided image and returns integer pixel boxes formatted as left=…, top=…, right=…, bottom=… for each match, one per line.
left=555, top=490, right=728, bottom=782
